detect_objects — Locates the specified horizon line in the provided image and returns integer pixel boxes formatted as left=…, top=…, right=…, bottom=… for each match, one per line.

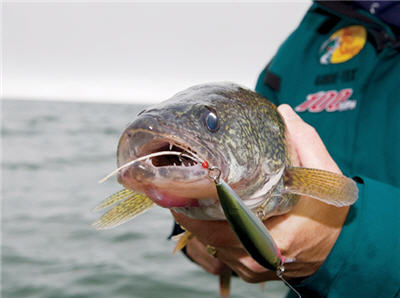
left=1, top=96, right=161, bottom=105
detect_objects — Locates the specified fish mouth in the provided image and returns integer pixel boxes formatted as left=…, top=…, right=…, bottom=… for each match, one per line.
left=137, top=138, right=201, bottom=168
left=116, top=128, right=226, bottom=208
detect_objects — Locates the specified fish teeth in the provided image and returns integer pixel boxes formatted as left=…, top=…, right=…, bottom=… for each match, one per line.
left=169, top=143, right=173, bottom=151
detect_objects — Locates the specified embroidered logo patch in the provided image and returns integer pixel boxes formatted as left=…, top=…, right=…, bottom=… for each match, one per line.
left=295, top=88, right=357, bottom=112
left=319, top=25, right=367, bottom=64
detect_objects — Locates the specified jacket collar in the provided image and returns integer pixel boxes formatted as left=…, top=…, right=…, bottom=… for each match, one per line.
left=315, top=1, right=400, bottom=50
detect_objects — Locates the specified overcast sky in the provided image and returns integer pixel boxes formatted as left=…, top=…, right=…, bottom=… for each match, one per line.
left=2, top=1, right=310, bottom=104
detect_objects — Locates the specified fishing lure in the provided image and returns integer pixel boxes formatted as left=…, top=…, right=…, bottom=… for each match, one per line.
left=208, top=166, right=301, bottom=297
left=98, top=151, right=302, bottom=296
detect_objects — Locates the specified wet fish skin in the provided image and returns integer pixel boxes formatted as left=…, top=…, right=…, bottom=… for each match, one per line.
left=116, top=83, right=296, bottom=220
left=94, top=82, right=358, bottom=298
left=96, top=82, right=357, bottom=225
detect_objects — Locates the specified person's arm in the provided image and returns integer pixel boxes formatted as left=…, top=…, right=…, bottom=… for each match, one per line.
left=290, top=173, right=400, bottom=297
left=172, top=105, right=400, bottom=297
left=289, top=176, right=400, bottom=297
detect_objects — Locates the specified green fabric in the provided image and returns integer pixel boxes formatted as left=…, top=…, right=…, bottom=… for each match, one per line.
left=255, top=3, right=400, bottom=297
left=295, top=178, right=400, bottom=297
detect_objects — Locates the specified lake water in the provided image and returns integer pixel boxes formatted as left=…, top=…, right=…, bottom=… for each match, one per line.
left=1, top=99, right=287, bottom=298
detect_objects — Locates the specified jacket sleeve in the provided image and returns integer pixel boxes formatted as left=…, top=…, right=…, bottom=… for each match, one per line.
left=254, top=2, right=400, bottom=296
left=289, top=177, right=400, bottom=298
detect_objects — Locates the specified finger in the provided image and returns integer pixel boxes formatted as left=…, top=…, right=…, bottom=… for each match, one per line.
left=186, top=237, right=228, bottom=275
left=277, top=104, right=340, bottom=173
left=172, top=211, right=240, bottom=247
left=216, top=247, right=278, bottom=283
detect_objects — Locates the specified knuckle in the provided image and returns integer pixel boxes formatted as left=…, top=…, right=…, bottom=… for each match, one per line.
left=276, top=236, right=294, bottom=255
left=287, top=120, right=318, bottom=141
left=302, top=123, right=317, bottom=136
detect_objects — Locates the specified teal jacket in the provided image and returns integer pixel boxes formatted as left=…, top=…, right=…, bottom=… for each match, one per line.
left=255, top=2, right=400, bottom=297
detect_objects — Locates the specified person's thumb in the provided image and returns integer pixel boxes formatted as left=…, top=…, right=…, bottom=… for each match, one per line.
left=277, top=104, right=340, bottom=174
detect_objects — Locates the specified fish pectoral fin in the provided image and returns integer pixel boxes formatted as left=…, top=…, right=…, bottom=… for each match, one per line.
left=93, top=188, right=136, bottom=211
left=219, top=270, right=231, bottom=298
left=283, top=167, right=358, bottom=207
left=172, top=231, right=193, bottom=254
left=92, top=191, right=155, bottom=230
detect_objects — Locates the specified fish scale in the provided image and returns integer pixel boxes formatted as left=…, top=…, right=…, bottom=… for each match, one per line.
left=95, top=82, right=357, bottom=222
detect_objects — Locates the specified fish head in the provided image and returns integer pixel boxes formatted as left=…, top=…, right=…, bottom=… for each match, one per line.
left=116, top=83, right=288, bottom=216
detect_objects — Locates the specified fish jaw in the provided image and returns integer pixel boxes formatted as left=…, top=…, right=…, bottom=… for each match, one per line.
left=117, top=161, right=218, bottom=208
left=144, top=189, right=202, bottom=208
left=116, top=125, right=224, bottom=208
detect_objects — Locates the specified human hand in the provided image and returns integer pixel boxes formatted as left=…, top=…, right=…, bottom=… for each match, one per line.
left=172, top=104, right=350, bottom=282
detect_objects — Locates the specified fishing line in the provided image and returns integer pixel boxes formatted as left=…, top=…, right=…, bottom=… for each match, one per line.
left=278, top=275, right=302, bottom=298
left=99, top=151, right=204, bottom=183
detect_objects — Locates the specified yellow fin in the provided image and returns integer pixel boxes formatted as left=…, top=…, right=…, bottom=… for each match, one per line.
left=93, top=188, right=135, bottom=211
left=284, top=167, right=358, bottom=206
left=219, top=270, right=231, bottom=298
left=93, top=191, right=155, bottom=230
left=172, top=231, right=193, bottom=254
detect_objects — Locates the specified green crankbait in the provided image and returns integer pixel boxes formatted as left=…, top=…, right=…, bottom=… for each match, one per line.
left=208, top=167, right=301, bottom=297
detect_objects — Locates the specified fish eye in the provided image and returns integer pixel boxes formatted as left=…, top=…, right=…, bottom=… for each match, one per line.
left=203, top=107, right=219, bottom=132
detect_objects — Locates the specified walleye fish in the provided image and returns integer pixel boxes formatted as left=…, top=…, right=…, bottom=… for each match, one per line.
left=94, top=82, right=358, bottom=296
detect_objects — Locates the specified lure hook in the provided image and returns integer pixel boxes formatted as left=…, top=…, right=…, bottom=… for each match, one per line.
left=208, top=166, right=221, bottom=184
